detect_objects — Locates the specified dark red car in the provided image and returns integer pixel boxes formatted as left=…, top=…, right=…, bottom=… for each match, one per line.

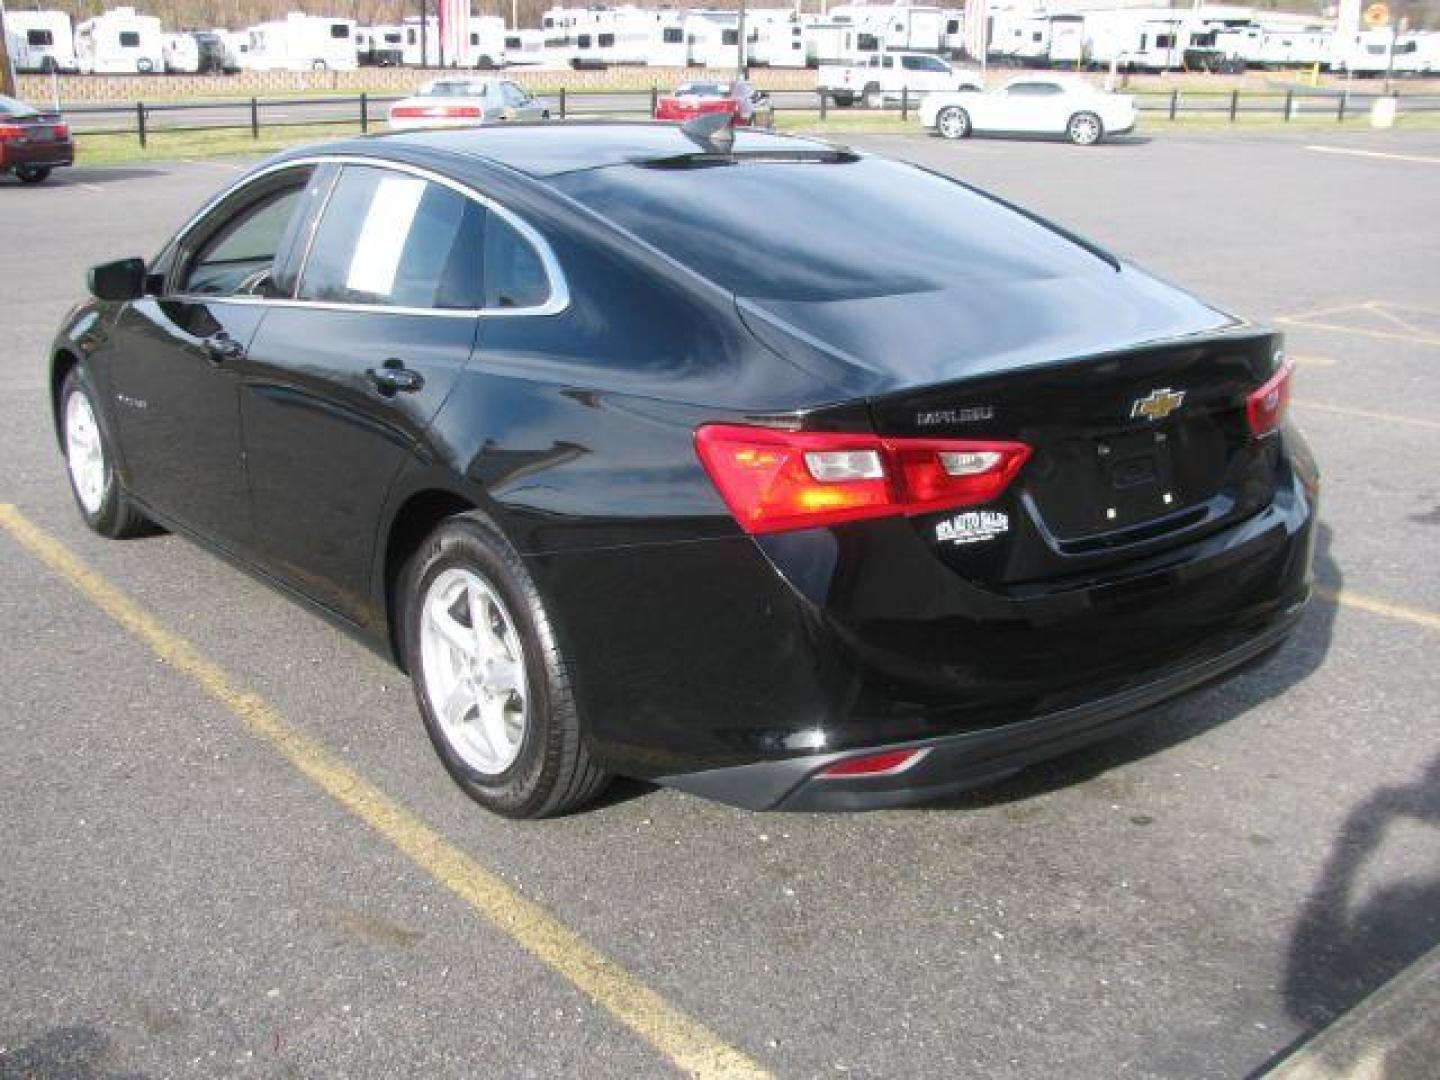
left=653, top=80, right=772, bottom=127
left=0, top=94, right=74, bottom=184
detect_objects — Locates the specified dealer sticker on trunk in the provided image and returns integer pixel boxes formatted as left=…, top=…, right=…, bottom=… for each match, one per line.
left=935, top=510, right=1010, bottom=545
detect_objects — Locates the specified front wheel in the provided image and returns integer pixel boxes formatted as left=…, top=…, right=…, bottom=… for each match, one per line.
left=60, top=366, right=152, bottom=538
left=16, top=165, right=52, bottom=184
left=1067, top=111, right=1104, bottom=145
left=862, top=83, right=883, bottom=109
left=936, top=105, right=970, bottom=139
left=404, top=513, right=610, bottom=819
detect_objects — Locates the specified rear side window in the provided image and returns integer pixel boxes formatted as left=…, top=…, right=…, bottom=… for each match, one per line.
left=485, top=216, right=550, bottom=310
left=298, top=166, right=485, bottom=310
left=330, top=23, right=349, bottom=39
left=28, top=30, right=55, bottom=46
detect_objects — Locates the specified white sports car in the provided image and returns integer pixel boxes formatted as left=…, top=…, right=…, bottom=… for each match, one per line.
left=919, top=77, right=1137, bottom=146
left=388, top=78, right=550, bottom=131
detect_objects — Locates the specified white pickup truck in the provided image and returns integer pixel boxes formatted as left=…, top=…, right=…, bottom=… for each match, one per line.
left=818, top=52, right=982, bottom=108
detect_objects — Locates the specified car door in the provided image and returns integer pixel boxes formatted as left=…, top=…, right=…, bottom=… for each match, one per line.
left=107, top=163, right=318, bottom=553
left=238, top=162, right=488, bottom=625
left=499, top=80, right=543, bottom=120
left=994, top=80, right=1062, bottom=132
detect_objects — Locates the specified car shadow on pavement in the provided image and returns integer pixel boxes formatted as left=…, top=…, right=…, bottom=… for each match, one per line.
left=914, top=520, right=1341, bottom=813
left=0, top=1025, right=147, bottom=1079
left=0, top=167, right=167, bottom=188
left=1280, top=750, right=1440, bottom=1034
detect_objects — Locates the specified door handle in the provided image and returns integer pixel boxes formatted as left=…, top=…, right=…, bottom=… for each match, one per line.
left=366, top=359, right=424, bottom=396
left=202, top=334, right=245, bottom=365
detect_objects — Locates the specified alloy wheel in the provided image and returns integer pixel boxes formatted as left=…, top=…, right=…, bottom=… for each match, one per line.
left=419, top=567, right=529, bottom=776
left=64, top=389, right=106, bottom=514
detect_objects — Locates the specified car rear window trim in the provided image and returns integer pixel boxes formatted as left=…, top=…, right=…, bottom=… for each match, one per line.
left=166, top=154, right=570, bottom=319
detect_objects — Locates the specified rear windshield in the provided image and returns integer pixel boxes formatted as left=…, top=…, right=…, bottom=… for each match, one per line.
left=0, top=96, right=38, bottom=118
left=550, top=155, right=1105, bottom=303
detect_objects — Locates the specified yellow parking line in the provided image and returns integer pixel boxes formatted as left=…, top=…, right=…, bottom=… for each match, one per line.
left=1315, top=586, right=1440, bottom=633
left=1276, top=319, right=1440, bottom=348
left=0, top=503, right=769, bottom=1080
left=1363, top=302, right=1431, bottom=337
left=1295, top=400, right=1440, bottom=432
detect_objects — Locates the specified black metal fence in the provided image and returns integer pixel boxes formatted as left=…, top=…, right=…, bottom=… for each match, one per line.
left=61, top=85, right=1440, bottom=147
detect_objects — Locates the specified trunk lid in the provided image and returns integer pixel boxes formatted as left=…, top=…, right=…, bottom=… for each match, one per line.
left=815, top=331, right=1284, bottom=588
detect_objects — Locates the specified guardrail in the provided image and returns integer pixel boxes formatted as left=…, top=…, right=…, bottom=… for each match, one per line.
left=63, top=85, right=1440, bottom=146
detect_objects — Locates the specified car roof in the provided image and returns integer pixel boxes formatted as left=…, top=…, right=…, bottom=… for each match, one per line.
left=337, top=122, right=840, bottom=178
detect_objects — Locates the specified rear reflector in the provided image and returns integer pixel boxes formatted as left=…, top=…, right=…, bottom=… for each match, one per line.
left=819, top=748, right=930, bottom=779
left=1247, top=355, right=1295, bottom=437
left=694, top=424, right=1031, bottom=535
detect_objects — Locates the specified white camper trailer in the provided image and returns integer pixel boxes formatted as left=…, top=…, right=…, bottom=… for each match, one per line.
left=989, top=13, right=1051, bottom=65
left=1047, top=15, right=1085, bottom=67
left=163, top=32, right=202, bottom=73
left=503, top=29, right=547, bottom=66
left=246, top=13, right=358, bottom=71
left=1332, top=29, right=1398, bottom=75
left=7, top=11, right=78, bottom=73
left=750, top=20, right=808, bottom=68
left=941, top=10, right=965, bottom=58
left=75, top=9, right=165, bottom=74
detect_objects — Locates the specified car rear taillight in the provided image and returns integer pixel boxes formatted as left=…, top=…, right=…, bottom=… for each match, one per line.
left=818, top=748, right=930, bottom=779
left=694, top=423, right=1031, bottom=535
left=1247, top=355, right=1295, bottom=437
left=52, top=123, right=70, bottom=139
left=0, top=124, right=24, bottom=143
left=391, top=104, right=484, bottom=120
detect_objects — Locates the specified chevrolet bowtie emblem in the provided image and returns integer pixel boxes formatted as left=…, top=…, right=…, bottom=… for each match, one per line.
left=1131, top=388, right=1185, bottom=422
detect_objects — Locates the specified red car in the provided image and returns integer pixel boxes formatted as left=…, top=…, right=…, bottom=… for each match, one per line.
left=0, top=94, right=74, bottom=184
left=653, top=81, right=772, bottom=127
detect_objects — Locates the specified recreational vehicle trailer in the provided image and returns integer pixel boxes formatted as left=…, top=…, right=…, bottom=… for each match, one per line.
left=1047, top=14, right=1085, bottom=67
left=503, top=29, right=547, bottom=66
left=750, top=19, right=808, bottom=68
left=163, top=32, right=201, bottom=73
left=75, top=8, right=165, bottom=74
left=6, top=11, right=77, bottom=73
left=245, top=14, right=358, bottom=71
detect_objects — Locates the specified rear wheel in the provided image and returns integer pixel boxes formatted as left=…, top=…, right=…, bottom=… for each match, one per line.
left=862, top=82, right=883, bottom=109
left=936, top=105, right=970, bottom=139
left=404, top=512, right=610, bottom=818
left=16, top=166, right=52, bottom=184
left=831, top=91, right=854, bottom=108
left=1067, top=111, right=1103, bottom=145
left=60, top=367, right=151, bottom=539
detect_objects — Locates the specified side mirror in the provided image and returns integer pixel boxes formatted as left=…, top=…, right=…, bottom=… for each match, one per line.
left=87, top=257, right=148, bottom=302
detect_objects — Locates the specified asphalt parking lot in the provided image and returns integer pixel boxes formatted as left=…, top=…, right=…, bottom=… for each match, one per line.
left=2, top=126, right=1437, bottom=1078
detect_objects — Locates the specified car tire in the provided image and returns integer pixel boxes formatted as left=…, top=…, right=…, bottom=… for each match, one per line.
left=1067, top=111, right=1104, bottom=145
left=59, top=366, right=152, bottom=539
left=862, top=83, right=883, bottom=109
left=16, top=165, right=52, bottom=184
left=404, top=512, right=610, bottom=819
left=936, top=105, right=970, bottom=139
left=832, top=91, right=854, bottom=108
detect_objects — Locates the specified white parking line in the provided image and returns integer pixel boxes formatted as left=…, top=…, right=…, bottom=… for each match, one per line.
left=1305, top=145, right=1440, bottom=165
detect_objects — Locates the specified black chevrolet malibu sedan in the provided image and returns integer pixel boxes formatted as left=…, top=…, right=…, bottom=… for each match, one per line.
left=49, top=123, right=1318, bottom=817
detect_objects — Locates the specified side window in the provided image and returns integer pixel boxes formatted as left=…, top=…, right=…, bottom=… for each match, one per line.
left=179, top=174, right=312, bottom=297
left=297, top=166, right=486, bottom=311
left=119, top=31, right=140, bottom=48
left=485, top=215, right=550, bottom=311
left=501, top=82, right=530, bottom=106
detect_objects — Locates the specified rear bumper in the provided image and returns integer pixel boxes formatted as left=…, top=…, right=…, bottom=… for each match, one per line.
left=660, top=603, right=1301, bottom=810
left=1, top=139, right=75, bottom=169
